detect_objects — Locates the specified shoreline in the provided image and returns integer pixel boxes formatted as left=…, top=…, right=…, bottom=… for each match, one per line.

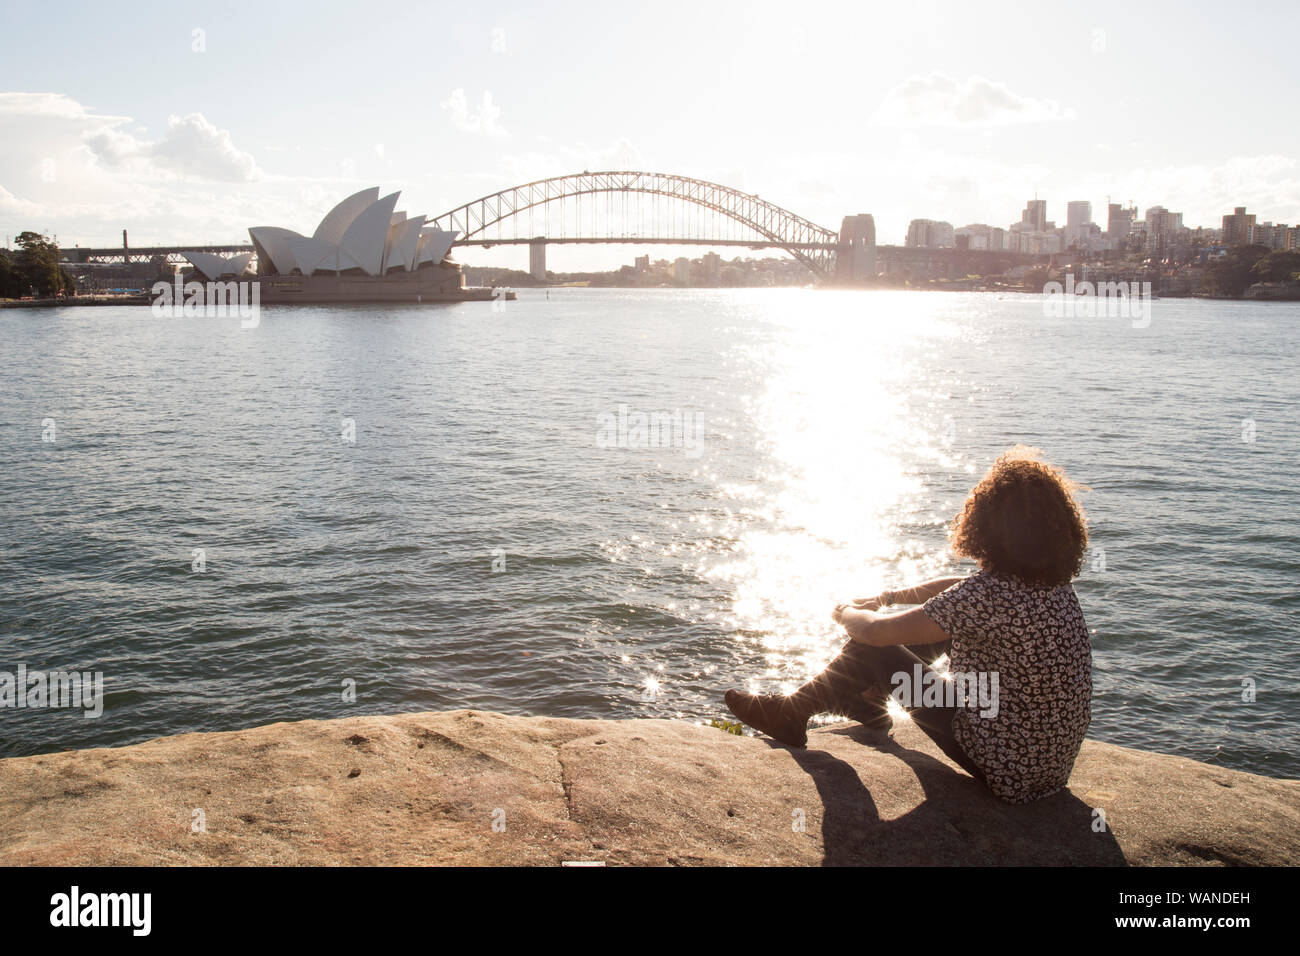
left=3, top=709, right=1296, bottom=866
left=5, top=286, right=1298, bottom=308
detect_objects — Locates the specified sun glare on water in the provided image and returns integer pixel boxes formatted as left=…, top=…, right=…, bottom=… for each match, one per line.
left=703, top=290, right=967, bottom=685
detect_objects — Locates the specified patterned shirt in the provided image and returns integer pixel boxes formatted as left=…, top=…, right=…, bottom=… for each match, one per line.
left=922, top=570, right=1091, bottom=803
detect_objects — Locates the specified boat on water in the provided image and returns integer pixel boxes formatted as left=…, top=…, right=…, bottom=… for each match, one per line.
left=183, top=187, right=514, bottom=304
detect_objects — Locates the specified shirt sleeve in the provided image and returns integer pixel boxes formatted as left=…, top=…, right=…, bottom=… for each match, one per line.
left=922, top=573, right=997, bottom=642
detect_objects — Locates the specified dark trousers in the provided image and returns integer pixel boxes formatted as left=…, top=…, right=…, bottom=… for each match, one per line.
left=792, top=636, right=987, bottom=783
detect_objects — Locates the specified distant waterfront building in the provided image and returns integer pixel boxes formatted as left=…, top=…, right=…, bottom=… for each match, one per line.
left=1009, top=198, right=1058, bottom=253
left=1064, top=201, right=1099, bottom=251
left=1127, top=220, right=1148, bottom=252
left=1248, top=221, right=1294, bottom=250
left=183, top=186, right=488, bottom=303
left=1222, top=206, right=1257, bottom=246
left=1007, top=222, right=1060, bottom=254
left=1145, top=206, right=1183, bottom=234
left=955, top=224, right=990, bottom=250
left=703, top=251, right=722, bottom=281
left=673, top=257, right=690, bottom=283
left=905, top=218, right=955, bottom=248
left=955, top=223, right=1005, bottom=251
left=1107, top=203, right=1136, bottom=248
left=633, top=254, right=650, bottom=273
left=245, top=187, right=457, bottom=278
left=1143, top=205, right=1184, bottom=255
left=1021, top=199, right=1048, bottom=232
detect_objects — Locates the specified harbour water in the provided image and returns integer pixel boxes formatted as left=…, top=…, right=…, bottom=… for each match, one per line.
left=1, top=288, right=1297, bottom=777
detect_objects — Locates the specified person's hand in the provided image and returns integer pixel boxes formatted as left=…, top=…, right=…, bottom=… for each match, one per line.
left=833, top=605, right=873, bottom=642
left=852, top=596, right=883, bottom=611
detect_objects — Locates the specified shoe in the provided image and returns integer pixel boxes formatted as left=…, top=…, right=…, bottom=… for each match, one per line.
left=838, top=694, right=894, bottom=732
left=724, top=690, right=808, bottom=748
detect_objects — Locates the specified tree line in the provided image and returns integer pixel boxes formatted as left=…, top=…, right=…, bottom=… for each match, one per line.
left=1203, top=247, right=1300, bottom=298
left=0, top=232, right=77, bottom=298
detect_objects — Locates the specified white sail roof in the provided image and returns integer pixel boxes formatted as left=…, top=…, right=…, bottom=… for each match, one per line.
left=338, top=191, right=399, bottom=276
left=312, top=187, right=381, bottom=245
left=248, top=226, right=302, bottom=275
left=182, top=251, right=253, bottom=279
left=384, top=215, right=426, bottom=273
left=287, top=235, right=337, bottom=276
left=417, top=228, right=459, bottom=266
left=246, top=188, right=455, bottom=276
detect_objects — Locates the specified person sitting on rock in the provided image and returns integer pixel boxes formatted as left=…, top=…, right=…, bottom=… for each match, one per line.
left=723, top=445, right=1093, bottom=804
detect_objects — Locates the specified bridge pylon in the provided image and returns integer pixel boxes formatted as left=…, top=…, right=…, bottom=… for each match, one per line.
left=529, top=239, right=546, bottom=280
left=836, top=214, right=876, bottom=283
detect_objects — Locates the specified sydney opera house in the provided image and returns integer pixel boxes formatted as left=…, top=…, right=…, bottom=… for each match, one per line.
left=183, top=188, right=500, bottom=303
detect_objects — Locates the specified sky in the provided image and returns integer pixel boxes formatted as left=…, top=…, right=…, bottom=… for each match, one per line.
left=2, top=0, right=1298, bottom=271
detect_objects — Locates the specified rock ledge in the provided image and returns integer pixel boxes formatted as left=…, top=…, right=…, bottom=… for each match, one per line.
left=2, top=710, right=1296, bottom=866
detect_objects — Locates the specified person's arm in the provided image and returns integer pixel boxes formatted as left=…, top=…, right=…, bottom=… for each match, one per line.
left=852, top=576, right=966, bottom=610
left=832, top=604, right=949, bottom=647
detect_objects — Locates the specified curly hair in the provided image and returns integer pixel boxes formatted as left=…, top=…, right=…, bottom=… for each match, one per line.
left=950, top=446, right=1089, bottom=586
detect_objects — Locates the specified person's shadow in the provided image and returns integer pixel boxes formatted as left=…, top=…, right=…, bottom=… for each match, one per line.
left=777, top=723, right=1127, bottom=866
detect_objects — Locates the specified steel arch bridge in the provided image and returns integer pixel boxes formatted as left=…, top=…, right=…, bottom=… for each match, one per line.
left=427, top=171, right=840, bottom=278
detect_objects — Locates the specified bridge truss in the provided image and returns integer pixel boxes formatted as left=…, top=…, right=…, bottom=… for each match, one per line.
left=428, top=171, right=840, bottom=278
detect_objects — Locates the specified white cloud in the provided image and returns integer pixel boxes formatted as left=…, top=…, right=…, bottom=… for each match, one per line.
left=80, top=126, right=146, bottom=168
left=0, top=92, right=279, bottom=244
left=0, top=183, right=41, bottom=215
left=873, top=73, right=1074, bottom=128
left=1106, top=154, right=1300, bottom=227
left=150, top=113, right=262, bottom=182
left=82, top=112, right=262, bottom=182
left=0, top=92, right=127, bottom=124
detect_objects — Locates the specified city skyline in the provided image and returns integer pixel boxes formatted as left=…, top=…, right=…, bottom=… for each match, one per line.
left=2, top=0, right=1299, bottom=271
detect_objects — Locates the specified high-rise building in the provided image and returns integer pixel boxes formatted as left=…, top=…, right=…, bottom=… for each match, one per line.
left=1021, top=199, right=1048, bottom=231
left=1007, top=222, right=1061, bottom=254
left=1107, top=203, right=1135, bottom=246
left=1144, top=206, right=1184, bottom=254
left=1064, top=201, right=1095, bottom=249
left=954, top=223, right=1006, bottom=251
left=1145, top=206, right=1182, bottom=234
left=955, top=224, right=991, bottom=250
left=1249, top=222, right=1295, bottom=250
left=905, top=218, right=955, bottom=248
left=1222, top=206, right=1257, bottom=246
left=703, top=251, right=722, bottom=281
